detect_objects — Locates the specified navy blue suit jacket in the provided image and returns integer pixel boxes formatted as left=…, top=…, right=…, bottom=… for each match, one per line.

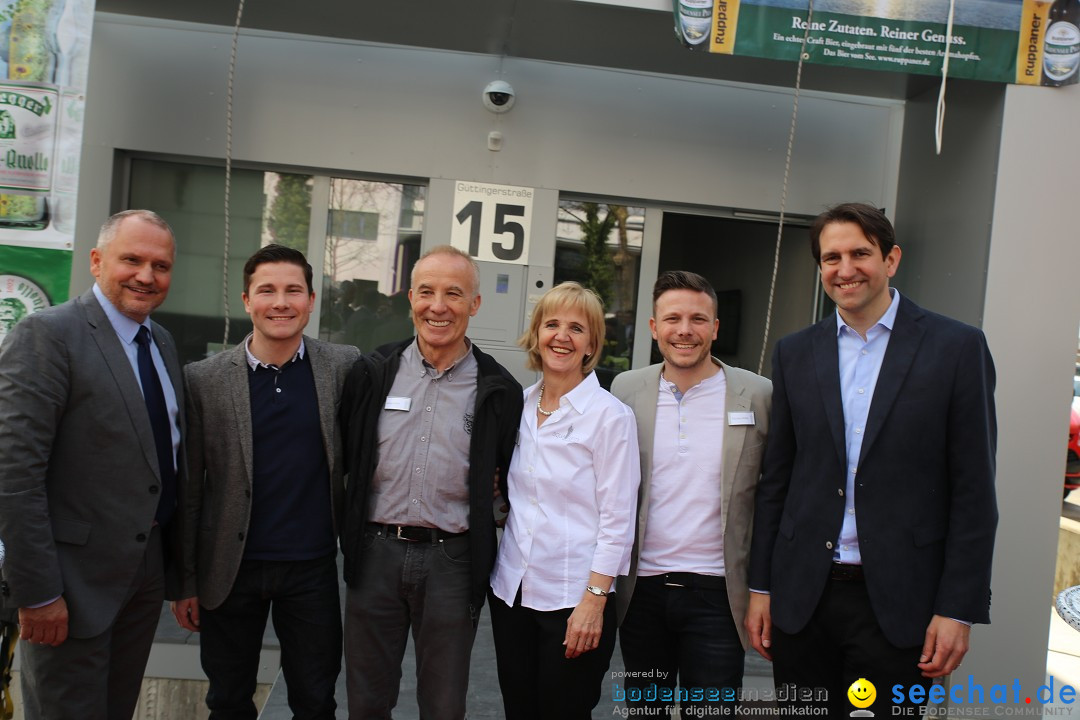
left=748, top=294, right=997, bottom=647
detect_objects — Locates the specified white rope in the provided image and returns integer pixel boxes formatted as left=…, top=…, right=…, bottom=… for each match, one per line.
left=222, top=0, right=246, bottom=349
left=935, top=0, right=957, bottom=155
left=757, top=0, right=814, bottom=375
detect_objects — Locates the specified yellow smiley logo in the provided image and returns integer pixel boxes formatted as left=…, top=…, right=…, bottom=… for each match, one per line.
left=847, top=678, right=876, bottom=709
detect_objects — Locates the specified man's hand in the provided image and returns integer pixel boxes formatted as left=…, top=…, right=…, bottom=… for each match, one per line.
left=19, top=597, right=69, bottom=647
left=171, top=597, right=201, bottom=632
left=493, top=467, right=509, bottom=528
left=918, top=615, right=970, bottom=678
left=745, top=592, right=773, bottom=661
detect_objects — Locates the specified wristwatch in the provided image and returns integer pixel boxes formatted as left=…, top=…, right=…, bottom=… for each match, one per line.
left=585, top=585, right=609, bottom=597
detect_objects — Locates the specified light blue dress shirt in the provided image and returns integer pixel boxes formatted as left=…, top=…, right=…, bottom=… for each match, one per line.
left=834, top=288, right=900, bottom=565
left=92, top=283, right=180, bottom=468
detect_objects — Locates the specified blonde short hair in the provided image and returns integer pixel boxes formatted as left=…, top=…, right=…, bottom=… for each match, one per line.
left=518, top=281, right=605, bottom=375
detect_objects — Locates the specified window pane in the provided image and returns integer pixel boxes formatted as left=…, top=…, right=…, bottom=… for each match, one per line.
left=320, top=178, right=425, bottom=351
left=128, top=158, right=313, bottom=364
left=554, top=200, right=644, bottom=388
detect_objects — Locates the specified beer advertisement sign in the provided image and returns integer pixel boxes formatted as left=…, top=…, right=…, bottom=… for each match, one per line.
left=674, top=0, right=1079, bottom=87
left=0, top=0, right=97, bottom=317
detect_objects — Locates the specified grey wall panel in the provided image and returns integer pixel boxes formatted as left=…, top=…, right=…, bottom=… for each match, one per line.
left=75, top=15, right=904, bottom=288
left=893, top=80, right=1005, bottom=327
left=974, top=82, right=1080, bottom=704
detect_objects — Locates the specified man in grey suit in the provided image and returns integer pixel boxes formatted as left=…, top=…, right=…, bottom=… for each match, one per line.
left=172, top=245, right=359, bottom=719
left=0, top=209, right=183, bottom=719
left=611, top=270, right=771, bottom=716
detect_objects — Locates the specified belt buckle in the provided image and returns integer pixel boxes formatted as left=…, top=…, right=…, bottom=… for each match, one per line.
left=663, top=574, right=685, bottom=588
left=395, top=526, right=420, bottom=542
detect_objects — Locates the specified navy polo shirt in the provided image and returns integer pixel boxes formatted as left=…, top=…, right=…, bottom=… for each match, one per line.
left=246, top=351, right=335, bottom=560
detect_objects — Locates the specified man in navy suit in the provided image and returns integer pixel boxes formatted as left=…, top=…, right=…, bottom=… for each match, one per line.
left=745, top=203, right=997, bottom=715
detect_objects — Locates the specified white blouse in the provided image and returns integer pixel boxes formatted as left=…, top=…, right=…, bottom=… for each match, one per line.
left=490, top=372, right=641, bottom=611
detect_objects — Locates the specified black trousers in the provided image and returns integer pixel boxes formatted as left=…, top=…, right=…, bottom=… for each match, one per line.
left=489, top=589, right=618, bottom=720
left=771, top=575, right=928, bottom=717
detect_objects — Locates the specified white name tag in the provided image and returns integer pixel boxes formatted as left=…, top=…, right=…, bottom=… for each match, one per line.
left=728, top=411, right=756, bottom=426
left=384, top=396, right=412, bottom=411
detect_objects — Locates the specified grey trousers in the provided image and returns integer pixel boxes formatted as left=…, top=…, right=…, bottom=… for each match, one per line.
left=20, top=525, right=164, bottom=720
left=344, top=527, right=477, bottom=720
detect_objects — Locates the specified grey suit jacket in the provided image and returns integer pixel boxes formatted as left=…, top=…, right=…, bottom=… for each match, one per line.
left=179, top=336, right=359, bottom=609
left=611, top=360, right=771, bottom=648
left=0, top=289, right=186, bottom=637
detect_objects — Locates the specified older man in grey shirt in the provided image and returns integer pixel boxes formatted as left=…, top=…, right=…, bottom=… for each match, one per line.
left=339, top=245, right=523, bottom=720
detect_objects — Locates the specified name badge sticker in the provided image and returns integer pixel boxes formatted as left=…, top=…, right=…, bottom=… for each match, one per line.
left=728, top=411, right=755, bottom=426
left=385, top=396, right=412, bottom=411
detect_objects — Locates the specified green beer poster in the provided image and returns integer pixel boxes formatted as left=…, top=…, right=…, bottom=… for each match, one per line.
left=0, top=0, right=96, bottom=324
left=675, top=0, right=1080, bottom=87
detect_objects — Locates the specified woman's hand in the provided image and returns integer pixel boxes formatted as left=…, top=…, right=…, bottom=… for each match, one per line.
left=563, top=591, right=606, bottom=658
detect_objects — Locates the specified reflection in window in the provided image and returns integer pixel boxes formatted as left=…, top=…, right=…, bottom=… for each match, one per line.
left=319, top=179, right=426, bottom=351
left=128, top=158, right=312, bottom=365
left=555, top=200, right=643, bottom=388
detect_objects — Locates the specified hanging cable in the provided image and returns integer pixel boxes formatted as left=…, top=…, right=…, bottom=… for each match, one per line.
left=222, top=0, right=246, bottom=349
left=935, top=0, right=957, bottom=155
left=757, top=0, right=815, bottom=375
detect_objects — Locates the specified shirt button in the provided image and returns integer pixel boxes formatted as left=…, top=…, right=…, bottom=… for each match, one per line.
left=848, top=508, right=856, bottom=515
left=149, top=486, right=159, bottom=495
left=530, top=497, right=537, bottom=505
left=858, top=388, right=865, bottom=394
left=679, top=447, right=688, bottom=454
left=861, top=350, right=868, bottom=356
left=426, top=406, right=432, bottom=412
left=679, top=433, right=686, bottom=439
left=420, top=436, right=427, bottom=442
left=136, top=533, right=147, bottom=542
left=415, top=467, right=422, bottom=474
left=855, top=428, right=862, bottom=434
left=238, top=532, right=244, bottom=541
left=825, top=541, right=834, bottom=550
left=411, top=498, right=418, bottom=504
left=841, top=545, right=849, bottom=551
left=275, top=388, right=282, bottom=393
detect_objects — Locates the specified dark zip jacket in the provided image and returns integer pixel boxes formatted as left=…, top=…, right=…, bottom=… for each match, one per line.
left=339, top=338, right=523, bottom=622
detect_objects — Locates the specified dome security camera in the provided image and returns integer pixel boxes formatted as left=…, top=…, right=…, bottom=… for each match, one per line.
left=483, top=80, right=515, bottom=113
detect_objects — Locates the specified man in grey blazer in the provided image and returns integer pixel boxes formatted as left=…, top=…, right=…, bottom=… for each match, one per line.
left=0, top=210, right=183, bottom=719
left=611, top=270, right=771, bottom=716
left=172, top=245, right=359, bottom=719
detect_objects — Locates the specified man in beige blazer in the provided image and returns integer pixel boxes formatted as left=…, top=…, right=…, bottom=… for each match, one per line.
left=611, top=270, right=771, bottom=716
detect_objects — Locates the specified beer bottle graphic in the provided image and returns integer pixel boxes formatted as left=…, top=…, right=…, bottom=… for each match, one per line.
left=1043, top=0, right=1080, bottom=85
left=678, top=0, right=714, bottom=47
left=0, top=0, right=64, bottom=229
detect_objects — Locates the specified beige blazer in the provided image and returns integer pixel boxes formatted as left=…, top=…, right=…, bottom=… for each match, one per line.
left=611, top=360, right=771, bottom=649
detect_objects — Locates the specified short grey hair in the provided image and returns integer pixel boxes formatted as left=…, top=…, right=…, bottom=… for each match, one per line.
left=411, top=245, right=480, bottom=298
left=97, top=210, right=175, bottom=251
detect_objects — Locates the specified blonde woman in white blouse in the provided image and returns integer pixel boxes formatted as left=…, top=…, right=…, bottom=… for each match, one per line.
left=489, top=281, right=641, bottom=719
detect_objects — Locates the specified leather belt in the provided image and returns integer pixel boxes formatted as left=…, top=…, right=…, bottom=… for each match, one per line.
left=369, top=523, right=468, bottom=543
left=830, top=563, right=864, bottom=581
left=647, top=572, right=726, bottom=590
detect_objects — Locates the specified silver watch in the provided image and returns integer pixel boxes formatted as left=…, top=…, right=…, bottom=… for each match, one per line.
left=585, top=585, right=608, bottom=597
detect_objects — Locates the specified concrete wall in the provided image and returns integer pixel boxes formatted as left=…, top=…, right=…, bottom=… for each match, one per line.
left=976, top=82, right=1080, bottom=698
left=73, top=14, right=904, bottom=297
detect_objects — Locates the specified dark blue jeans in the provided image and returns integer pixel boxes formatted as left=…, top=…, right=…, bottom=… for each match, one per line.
left=199, top=553, right=342, bottom=720
left=343, top=527, right=476, bottom=720
left=618, top=574, right=744, bottom=716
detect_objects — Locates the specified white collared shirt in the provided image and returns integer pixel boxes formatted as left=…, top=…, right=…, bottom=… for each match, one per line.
left=490, top=372, right=641, bottom=611
left=243, top=333, right=305, bottom=370
left=638, top=368, right=727, bottom=576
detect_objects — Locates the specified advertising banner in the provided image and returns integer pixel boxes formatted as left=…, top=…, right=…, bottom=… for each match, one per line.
left=674, top=0, right=1080, bottom=87
left=0, top=0, right=96, bottom=330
